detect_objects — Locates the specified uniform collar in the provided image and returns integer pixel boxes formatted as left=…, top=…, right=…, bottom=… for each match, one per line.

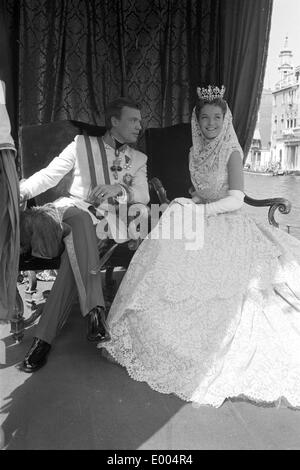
left=102, top=131, right=128, bottom=152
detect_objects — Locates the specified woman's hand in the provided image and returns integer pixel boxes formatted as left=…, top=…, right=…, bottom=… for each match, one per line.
left=191, top=194, right=202, bottom=204
left=189, top=186, right=202, bottom=204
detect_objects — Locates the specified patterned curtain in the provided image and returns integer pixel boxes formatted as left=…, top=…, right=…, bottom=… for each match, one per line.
left=3, top=0, right=272, bottom=155
left=4, top=0, right=218, bottom=129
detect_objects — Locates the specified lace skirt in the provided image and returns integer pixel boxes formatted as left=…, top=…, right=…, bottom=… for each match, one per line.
left=100, top=208, right=300, bottom=408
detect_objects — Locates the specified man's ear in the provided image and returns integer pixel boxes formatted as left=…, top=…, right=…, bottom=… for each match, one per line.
left=111, top=116, right=119, bottom=128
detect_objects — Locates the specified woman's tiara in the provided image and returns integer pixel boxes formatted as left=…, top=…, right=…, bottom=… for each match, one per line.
left=197, top=85, right=226, bottom=101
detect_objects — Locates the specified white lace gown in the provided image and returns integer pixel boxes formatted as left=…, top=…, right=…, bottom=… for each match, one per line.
left=100, top=142, right=300, bottom=408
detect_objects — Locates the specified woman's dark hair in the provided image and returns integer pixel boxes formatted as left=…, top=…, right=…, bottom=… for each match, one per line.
left=195, top=97, right=227, bottom=120
left=105, top=97, right=140, bottom=129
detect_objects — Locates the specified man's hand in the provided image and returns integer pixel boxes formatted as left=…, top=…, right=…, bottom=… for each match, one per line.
left=19, top=183, right=30, bottom=207
left=87, top=184, right=123, bottom=205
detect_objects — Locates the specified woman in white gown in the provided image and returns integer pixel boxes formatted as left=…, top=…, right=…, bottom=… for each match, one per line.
left=99, top=86, right=300, bottom=408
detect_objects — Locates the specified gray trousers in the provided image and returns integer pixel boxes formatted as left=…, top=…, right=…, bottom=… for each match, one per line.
left=36, top=207, right=105, bottom=344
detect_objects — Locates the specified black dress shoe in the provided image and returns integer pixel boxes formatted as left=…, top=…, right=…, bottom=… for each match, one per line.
left=20, top=338, right=51, bottom=373
left=86, top=306, right=110, bottom=342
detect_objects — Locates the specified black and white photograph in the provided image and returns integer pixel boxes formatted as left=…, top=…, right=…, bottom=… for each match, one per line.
left=1, top=0, right=300, bottom=452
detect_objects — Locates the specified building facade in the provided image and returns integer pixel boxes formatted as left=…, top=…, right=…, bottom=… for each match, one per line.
left=246, top=37, right=300, bottom=174
left=246, top=89, right=272, bottom=171
left=271, top=38, right=300, bottom=173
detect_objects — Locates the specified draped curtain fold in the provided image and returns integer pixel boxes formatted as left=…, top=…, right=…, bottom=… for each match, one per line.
left=0, top=2, right=18, bottom=144
left=0, top=6, right=20, bottom=322
left=218, top=0, right=273, bottom=157
left=3, top=0, right=272, bottom=156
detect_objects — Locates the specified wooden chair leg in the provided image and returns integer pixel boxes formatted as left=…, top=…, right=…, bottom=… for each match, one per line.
left=105, top=266, right=114, bottom=286
left=104, top=267, right=116, bottom=306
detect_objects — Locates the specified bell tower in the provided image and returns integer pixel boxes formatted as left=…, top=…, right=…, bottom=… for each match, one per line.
left=278, top=36, right=293, bottom=81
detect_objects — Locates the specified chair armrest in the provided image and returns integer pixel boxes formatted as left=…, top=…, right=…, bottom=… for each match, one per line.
left=244, top=194, right=292, bottom=228
left=149, top=177, right=170, bottom=205
left=143, top=181, right=292, bottom=229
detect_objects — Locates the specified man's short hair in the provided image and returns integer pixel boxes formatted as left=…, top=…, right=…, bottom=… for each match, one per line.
left=105, top=97, right=140, bottom=130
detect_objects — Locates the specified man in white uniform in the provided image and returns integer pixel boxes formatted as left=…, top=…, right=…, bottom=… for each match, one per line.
left=19, top=97, right=150, bottom=372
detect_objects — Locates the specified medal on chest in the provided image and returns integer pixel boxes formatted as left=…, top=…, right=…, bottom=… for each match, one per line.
left=110, top=153, right=132, bottom=180
left=123, top=172, right=133, bottom=186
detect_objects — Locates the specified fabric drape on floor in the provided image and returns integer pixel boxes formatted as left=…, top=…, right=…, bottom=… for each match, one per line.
left=3, top=0, right=272, bottom=156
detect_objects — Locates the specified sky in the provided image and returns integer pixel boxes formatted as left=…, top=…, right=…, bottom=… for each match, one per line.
left=264, top=0, right=300, bottom=89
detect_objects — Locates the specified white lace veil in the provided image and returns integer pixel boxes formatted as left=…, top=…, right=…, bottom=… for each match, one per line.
left=190, top=101, right=243, bottom=171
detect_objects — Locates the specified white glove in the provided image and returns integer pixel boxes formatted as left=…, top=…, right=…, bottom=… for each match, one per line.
left=205, top=189, right=244, bottom=217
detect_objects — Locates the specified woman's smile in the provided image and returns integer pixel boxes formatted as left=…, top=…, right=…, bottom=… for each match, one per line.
left=199, top=103, right=225, bottom=139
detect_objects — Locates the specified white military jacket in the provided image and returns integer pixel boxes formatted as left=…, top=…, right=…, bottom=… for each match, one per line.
left=20, top=135, right=150, bottom=206
left=20, top=135, right=150, bottom=242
